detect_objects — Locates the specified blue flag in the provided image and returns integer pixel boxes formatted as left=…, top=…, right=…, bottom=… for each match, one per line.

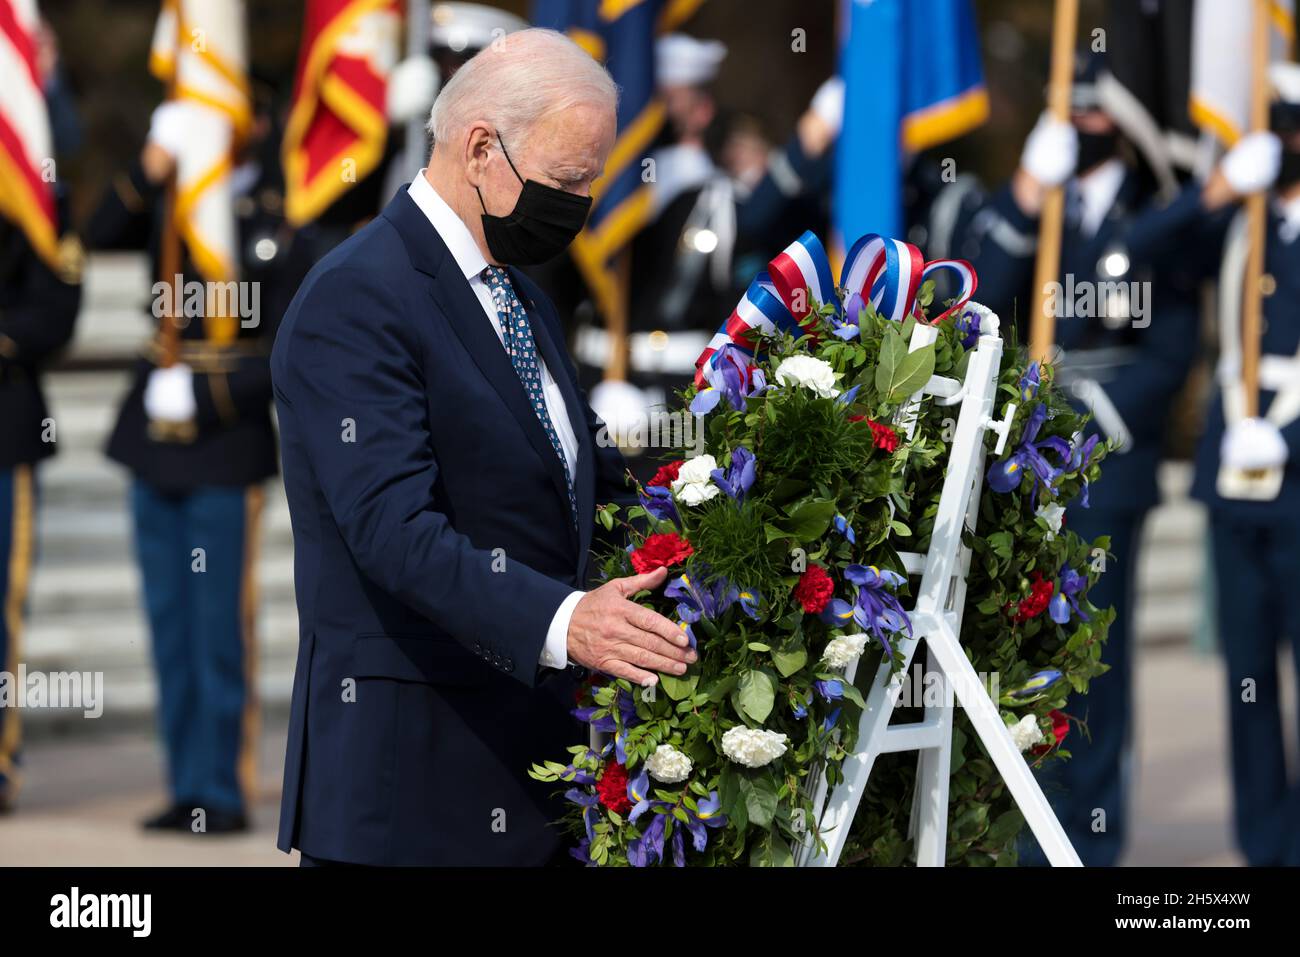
left=531, top=0, right=702, bottom=321
left=834, top=0, right=987, bottom=245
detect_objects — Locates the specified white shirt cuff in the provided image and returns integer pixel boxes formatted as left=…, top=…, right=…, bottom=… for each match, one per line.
left=540, top=591, right=582, bottom=670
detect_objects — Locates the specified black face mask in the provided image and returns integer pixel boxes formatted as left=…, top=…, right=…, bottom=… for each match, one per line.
left=1279, top=149, right=1300, bottom=191
left=1076, top=130, right=1119, bottom=174
left=476, top=134, right=592, bottom=265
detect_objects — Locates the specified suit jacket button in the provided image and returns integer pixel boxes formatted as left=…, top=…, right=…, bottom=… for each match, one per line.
left=504, top=657, right=514, bottom=672
left=473, top=641, right=482, bottom=655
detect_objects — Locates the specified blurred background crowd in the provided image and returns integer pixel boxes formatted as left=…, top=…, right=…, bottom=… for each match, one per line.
left=1, top=0, right=1298, bottom=866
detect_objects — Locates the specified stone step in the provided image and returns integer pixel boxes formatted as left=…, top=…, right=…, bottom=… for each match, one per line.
left=33, top=498, right=295, bottom=560
left=28, top=549, right=298, bottom=617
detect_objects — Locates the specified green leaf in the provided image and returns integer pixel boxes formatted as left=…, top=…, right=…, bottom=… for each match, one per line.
left=658, top=671, right=698, bottom=701
left=740, top=775, right=779, bottom=828
left=734, top=669, right=776, bottom=724
left=887, top=345, right=937, bottom=403
left=776, top=498, right=838, bottom=542
left=771, top=640, right=808, bottom=678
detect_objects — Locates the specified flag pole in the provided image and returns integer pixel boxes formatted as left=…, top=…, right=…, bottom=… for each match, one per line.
left=1028, top=0, right=1079, bottom=364
left=157, top=6, right=183, bottom=373
left=1241, top=0, right=1271, bottom=420
left=402, top=0, right=431, bottom=184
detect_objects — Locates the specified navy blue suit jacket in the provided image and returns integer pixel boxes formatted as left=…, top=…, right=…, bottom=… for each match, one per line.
left=271, top=187, right=628, bottom=865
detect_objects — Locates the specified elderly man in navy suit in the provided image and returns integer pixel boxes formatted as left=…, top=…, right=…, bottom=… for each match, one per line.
left=271, top=28, right=695, bottom=866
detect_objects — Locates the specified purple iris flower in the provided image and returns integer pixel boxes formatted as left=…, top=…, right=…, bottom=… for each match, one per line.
left=565, top=787, right=600, bottom=843
left=987, top=404, right=1070, bottom=505
left=737, top=587, right=761, bottom=620
left=832, top=293, right=865, bottom=340
left=710, top=446, right=756, bottom=503
left=822, top=707, right=842, bottom=733
left=570, top=839, right=592, bottom=864
left=571, top=705, right=616, bottom=733
left=639, top=484, right=679, bottom=524
left=1018, top=362, right=1041, bottom=401
left=1009, top=668, right=1064, bottom=700
left=1049, top=567, right=1090, bottom=625
left=834, top=513, right=857, bottom=544
left=672, top=829, right=686, bottom=867
left=792, top=691, right=811, bottom=718
left=666, top=570, right=738, bottom=623
left=627, top=767, right=655, bottom=822
left=684, top=791, right=728, bottom=852
left=627, top=810, right=668, bottom=867
left=824, top=564, right=912, bottom=657
left=1069, top=432, right=1101, bottom=508
left=691, top=344, right=766, bottom=415
left=836, top=384, right=862, bottom=408
left=955, top=307, right=982, bottom=348
left=814, top=678, right=844, bottom=701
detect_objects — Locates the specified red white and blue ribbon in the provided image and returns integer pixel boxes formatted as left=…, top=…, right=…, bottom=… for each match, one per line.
left=840, top=233, right=977, bottom=326
left=694, top=230, right=977, bottom=384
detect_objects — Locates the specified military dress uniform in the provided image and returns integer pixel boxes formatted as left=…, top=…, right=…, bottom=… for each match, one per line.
left=0, top=219, right=81, bottom=809
left=1183, top=194, right=1300, bottom=866
left=87, top=155, right=306, bottom=829
left=959, top=159, right=1201, bottom=866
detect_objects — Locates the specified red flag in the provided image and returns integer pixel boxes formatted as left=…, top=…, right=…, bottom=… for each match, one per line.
left=0, top=0, right=59, bottom=269
left=282, top=0, right=400, bottom=226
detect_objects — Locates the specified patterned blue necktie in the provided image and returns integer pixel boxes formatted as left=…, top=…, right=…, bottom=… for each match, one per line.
left=481, top=265, right=577, bottom=523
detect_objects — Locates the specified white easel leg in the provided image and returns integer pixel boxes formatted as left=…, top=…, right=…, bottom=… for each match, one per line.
left=921, top=617, right=1082, bottom=866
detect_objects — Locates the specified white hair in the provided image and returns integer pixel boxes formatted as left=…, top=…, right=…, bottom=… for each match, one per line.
left=427, top=28, right=619, bottom=150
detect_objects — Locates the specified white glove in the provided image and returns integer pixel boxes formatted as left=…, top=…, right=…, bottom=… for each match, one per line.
left=1222, top=417, right=1290, bottom=470
left=809, top=77, right=845, bottom=140
left=590, top=379, right=650, bottom=447
left=1222, top=131, right=1282, bottom=196
left=144, top=364, right=197, bottom=423
left=386, top=55, right=439, bottom=124
left=147, top=101, right=200, bottom=160
left=1020, top=114, right=1078, bottom=188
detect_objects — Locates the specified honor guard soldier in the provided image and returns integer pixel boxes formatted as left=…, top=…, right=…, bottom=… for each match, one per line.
left=84, top=92, right=303, bottom=834
left=954, top=53, right=1201, bottom=866
left=0, top=212, right=81, bottom=814
left=1136, top=62, right=1300, bottom=866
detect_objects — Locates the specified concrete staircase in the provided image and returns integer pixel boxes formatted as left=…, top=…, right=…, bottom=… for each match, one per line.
left=20, top=253, right=1209, bottom=734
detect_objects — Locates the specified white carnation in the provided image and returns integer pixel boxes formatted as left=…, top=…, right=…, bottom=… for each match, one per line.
left=1008, top=714, right=1044, bottom=751
left=1036, top=503, right=1065, bottom=540
left=774, top=355, right=841, bottom=398
left=644, top=744, right=693, bottom=783
left=822, top=633, right=869, bottom=670
left=672, top=453, right=721, bottom=507
left=721, top=726, right=788, bottom=768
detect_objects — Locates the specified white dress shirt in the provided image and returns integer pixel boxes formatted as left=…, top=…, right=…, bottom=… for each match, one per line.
left=408, top=171, right=581, bottom=670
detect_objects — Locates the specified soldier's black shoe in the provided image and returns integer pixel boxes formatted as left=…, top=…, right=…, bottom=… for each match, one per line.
left=141, top=803, right=196, bottom=831
left=198, top=809, right=249, bottom=835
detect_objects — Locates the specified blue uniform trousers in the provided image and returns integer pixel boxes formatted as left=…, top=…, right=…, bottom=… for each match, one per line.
left=0, top=465, right=36, bottom=801
left=1209, top=511, right=1300, bottom=866
left=130, top=480, right=262, bottom=815
left=1021, top=507, right=1143, bottom=866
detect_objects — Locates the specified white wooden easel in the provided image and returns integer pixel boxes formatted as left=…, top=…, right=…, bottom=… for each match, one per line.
left=799, top=322, right=1082, bottom=867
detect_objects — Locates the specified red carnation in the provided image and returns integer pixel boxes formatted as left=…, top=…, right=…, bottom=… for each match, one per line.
left=630, top=533, right=694, bottom=574
left=793, top=564, right=835, bottom=613
left=867, top=419, right=900, bottom=453
left=1011, top=572, right=1054, bottom=623
left=647, top=460, right=683, bottom=488
left=1032, top=710, right=1070, bottom=756
left=596, top=761, right=632, bottom=814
